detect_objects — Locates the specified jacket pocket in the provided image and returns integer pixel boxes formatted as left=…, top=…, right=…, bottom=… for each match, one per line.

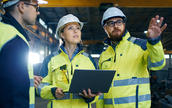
left=52, top=65, right=70, bottom=91
left=101, top=61, right=114, bottom=70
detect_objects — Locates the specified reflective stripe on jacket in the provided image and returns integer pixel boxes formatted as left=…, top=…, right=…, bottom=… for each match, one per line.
left=97, top=31, right=165, bottom=108
left=38, top=45, right=96, bottom=108
left=0, top=22, right=35, bottom=108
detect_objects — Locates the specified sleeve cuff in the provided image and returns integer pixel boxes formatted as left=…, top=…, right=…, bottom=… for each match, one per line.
left=51, top=87, right=57, bottom=99
left=147, top=36, right=161, bottom=45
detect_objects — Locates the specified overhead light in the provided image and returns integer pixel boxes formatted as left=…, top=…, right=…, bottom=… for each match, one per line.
left=38, top=0, right=48, bottom=4
left=165, top=54, right=169, bottom=59
left=29, top=52, right=42, bottom=64
left=144, top=31, right=147, bottom=34
left=40, top=50, right=44, bottom=55
left=48, top=28, right=53, bottom=34
left=91, top=54, right=100, bottom=58
left=55, top=34, right=58, bottom=39
left=39, top=18, right=47, bottom=29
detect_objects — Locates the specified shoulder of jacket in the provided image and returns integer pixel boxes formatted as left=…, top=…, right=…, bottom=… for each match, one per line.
left=52, top=50, right=60, bottom=56
left=127, top=37, right=137, bottom=43
left=128, top=36, right=147, bottom=43
left=0, top=22, right=18, bottom=33
left=127, top=36, right=147, bottom=50
left=0, top=22, right=27, bottom=39
left=0, top=22, right=30, bottom=46
left=81, top=52, right=89, bottom=57
left=103, top=46, right=113, bottom=53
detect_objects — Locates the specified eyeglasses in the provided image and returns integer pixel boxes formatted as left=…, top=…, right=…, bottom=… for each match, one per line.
left=24, top=2, right=39, bottom=12
left=105, top=20, right=124, bottom=27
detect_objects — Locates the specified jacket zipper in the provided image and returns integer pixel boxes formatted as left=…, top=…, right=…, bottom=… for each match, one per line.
left=114, top=51, right=116, bottom=63
left=71, top=64, right=73, bottom=75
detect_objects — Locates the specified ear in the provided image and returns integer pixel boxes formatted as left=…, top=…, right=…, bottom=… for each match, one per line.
left=60, top=32, right=65, bottom=40
left=104, top=26, right=108, bottom=34
left=104, top=26, right=110, bottom=38
left=17, top=2, right=25, bottom=14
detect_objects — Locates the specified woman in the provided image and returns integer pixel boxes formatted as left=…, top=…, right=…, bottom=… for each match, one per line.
left=38, top=14, right=98, bottom=108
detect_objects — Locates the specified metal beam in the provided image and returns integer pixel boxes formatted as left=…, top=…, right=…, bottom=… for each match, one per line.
left=116, top=0, right=172, bottom=7
left=40, top=0, right=172, bottom=7
left=40, top=0, right=114, bottom=7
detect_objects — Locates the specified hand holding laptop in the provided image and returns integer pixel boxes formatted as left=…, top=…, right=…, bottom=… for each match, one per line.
left=79, top=88, right=102, bottom=98
left=55, top=87, right=65, bottom=98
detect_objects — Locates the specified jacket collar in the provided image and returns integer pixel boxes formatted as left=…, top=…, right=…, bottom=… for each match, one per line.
left=59, top=43, right=84, bottom=61
left=2, top=12, right=30, bottom=41
left=60, top=43, right=83, bottom=52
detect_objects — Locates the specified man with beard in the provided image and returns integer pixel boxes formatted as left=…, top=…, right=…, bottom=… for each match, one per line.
left=97, top=7, right=167, bottom=108
left=0, top=0, right=39, bottom=107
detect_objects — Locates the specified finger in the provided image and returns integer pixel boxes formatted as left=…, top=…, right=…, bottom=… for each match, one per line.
left=88, top=89, right=96, bottom=97
left=35, top=76, right=43, bottom=80
left=56, top=88, right=64, bottom=95
left=37, top=78, right=42, bottom=84
left=40, top=77, right=43, bottom=80
left=155, top=15, right=159, bottom=20
left=58, top=90, right=64, bottom=95
left=88, top=88, right=91, bottom=95
left=34, top=82, right=39, bottom=88
left=37, top=80, right=42, bottom=85
left=34, top=76, right=41, bottom=83
left=34, top=76, right=38, bottom=81
left=37, top=76, right=43, bottom=82
left=157, top=17, right=164, bottom=27
left=55, top=93, right=64, bottom=98
left=154, top=15, right=160, bottom=26
left=39, top=76, right=43, bottom=80
left=55, top=88, right=64, bottom=98
left=149, top=15, right=159, bottom=28
left=34, top=84, right=38, bottom=88
left=34, top=79, right=40, bottom=84
left=152, top=18, right=157, bottom=26
left=34, top=75, right=40, bottom=79
left=149, top=17, right=157, bottom=29
left=148, top=17, right=154, bottom=28
left=88, top=89, right=94, bottom=97
left=34, top=80, right=39, bottom=86
left=36, top=76, right=42, bottom=81
left=160, top=23, right=167, bottom=32
left=82, top=90, right=88, bottom=96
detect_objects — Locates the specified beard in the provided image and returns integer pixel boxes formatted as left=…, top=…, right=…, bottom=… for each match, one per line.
left=109, top=28, right=125, bottom=42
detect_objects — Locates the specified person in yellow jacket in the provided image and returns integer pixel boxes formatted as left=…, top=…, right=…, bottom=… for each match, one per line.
left=0, top=0, right=39, bottom=108
left=96, top=7, right=167, bottom=108
left=38, top=14, right=99, bottom=108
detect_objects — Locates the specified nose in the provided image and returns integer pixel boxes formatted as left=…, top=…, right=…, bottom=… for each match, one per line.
left=73, top=28, right=78, bottom=33
left=113, top=23, right=119, bottom=28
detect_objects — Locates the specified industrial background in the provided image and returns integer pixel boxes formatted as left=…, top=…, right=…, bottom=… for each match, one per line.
left=0, top=0, right=172, bottom=108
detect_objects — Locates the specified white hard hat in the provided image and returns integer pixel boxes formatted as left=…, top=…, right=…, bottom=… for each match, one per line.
left=2, top=0, right=19, bottom=8
left=56, top=14, right=83, bottom=38
left=101, top=7, right=126, bottom=26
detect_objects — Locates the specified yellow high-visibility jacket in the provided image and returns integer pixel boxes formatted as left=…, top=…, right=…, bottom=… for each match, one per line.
left=38, top=45, right=96, bottom=108
left=0, top=22, right=35, bottom=108
left=97, top=31, right=165, bottom=108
